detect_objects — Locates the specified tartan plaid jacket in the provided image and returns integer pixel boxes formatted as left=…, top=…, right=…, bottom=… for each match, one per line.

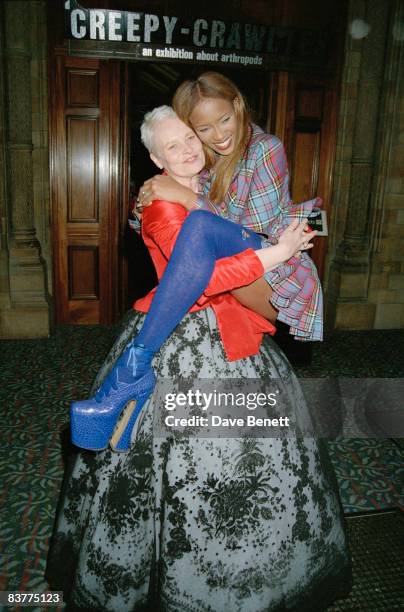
left=196, top=124, right=323, bottom=341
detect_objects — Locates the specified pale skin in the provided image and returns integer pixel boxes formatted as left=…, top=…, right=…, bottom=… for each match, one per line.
left=144, top=113, right=316, bottom=324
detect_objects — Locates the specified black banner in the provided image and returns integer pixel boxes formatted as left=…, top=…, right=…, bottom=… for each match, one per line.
left=64, top=0, right=329, bottom=71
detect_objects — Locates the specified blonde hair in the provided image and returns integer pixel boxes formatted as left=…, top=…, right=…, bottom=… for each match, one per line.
left=140, top=105, right=177, bottom=155
left=172, top=72, right=251, bottom=205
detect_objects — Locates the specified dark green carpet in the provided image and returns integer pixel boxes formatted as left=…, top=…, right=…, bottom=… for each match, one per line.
left=328, top=510, right=404, bottom=611
left=0, top=326, right=403, bottom=611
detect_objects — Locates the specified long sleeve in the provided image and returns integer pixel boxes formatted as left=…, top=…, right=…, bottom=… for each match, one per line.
left=142, top=200, right=187, bottom=260
left=136, top=198, right=276, bottom=361
left=197, top=130, right=321, bottom=236
left=226, top=134, right=320, bottom=238
left=195, top=126, right=323, bottom=341
left=142, top=200, right=265, bottom=301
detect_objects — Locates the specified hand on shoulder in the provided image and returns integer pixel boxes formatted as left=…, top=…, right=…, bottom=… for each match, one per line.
left=139, top=174, right=197, bottom=210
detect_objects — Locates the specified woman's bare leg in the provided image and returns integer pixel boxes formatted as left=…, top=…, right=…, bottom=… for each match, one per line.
left=231, top=278, right=278, bottom=324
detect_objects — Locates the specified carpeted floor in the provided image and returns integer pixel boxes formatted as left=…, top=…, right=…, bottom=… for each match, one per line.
left=0, top=326, right=403, bottom=611
left=328, top=510, right=404, bottom=611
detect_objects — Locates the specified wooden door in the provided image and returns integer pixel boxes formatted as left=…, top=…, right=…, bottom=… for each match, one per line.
left=269, top=71, right=339, bottom=279
left=50, top=53, right=121, bottom=324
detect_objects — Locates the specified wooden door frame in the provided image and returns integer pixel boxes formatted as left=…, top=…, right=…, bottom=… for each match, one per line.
left=118, top=61, right=131, bottom=315
left=268, top=70, right=341, bottom=280
left=49, top=52, right=341, bottom=322
left=49, top=48, right=122, bottom=324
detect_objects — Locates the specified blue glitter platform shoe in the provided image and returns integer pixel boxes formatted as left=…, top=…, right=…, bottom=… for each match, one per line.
left=70, top=343, right=156, bottom=452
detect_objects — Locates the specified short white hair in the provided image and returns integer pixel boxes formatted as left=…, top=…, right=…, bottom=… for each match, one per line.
left=140, top=105, right=178, bottom=155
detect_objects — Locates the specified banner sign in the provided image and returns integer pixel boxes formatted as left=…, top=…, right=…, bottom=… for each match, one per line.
left=64, top=0, right=328, bottom=71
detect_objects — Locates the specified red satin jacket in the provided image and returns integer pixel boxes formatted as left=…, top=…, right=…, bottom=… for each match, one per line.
left=134, top=200, right=276, bottom=361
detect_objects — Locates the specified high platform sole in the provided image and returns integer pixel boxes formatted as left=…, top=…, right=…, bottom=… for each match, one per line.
left=109, top=394, right=148, bottom=453
left=70, top=369, right=156, bottom=451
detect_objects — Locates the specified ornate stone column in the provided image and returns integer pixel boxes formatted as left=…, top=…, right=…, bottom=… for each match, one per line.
left=1, top=0, right=49, bottom=337
left=0, top=4, right=11, bottom=312
left=5, top=2, right=36, bottom=245
left=326, top=0, right=390, bottom=329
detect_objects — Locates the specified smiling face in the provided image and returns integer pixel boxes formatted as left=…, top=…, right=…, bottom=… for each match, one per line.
left=188, top=97, right=239, bottom=156
left=151, top=116, right=205, bottom=180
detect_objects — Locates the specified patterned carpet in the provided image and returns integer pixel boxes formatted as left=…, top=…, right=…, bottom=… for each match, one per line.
left=0, top=325, right=403, bottom=611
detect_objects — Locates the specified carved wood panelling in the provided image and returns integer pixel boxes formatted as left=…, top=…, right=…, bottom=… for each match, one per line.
left=68, top=245, right=99, bottom=300
left=67, top=116, right=99, bottom=222
left=296, top=87, right=324, bottom=121
left=67, top=69, right=99, bottom=107
left=292, top=131, right=320, bottom=201
left=289, top=86, right=323, bottom=202
left=51, top=53, right=120, bottom=324
left=273, top=73, right=338, bottom=279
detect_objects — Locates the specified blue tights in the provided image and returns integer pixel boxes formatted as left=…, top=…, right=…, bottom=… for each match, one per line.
left=135, top=210, right=262, bottom=352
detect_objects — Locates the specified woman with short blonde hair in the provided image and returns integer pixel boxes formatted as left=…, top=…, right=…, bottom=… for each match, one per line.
left=47, top=104, right=351, bottom=612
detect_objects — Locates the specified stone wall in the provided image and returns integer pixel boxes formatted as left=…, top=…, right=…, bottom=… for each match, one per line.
left=31, top=1, right=52, bottom=298
left=0, top=4, right=10, bottom=314
left=0, top=1, right=50, bottom=338
left=325, top=0, right=404, bottom=330
left=370, top=6, right=404, bottom=329
left=0, top=0, right=402, bottom=338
